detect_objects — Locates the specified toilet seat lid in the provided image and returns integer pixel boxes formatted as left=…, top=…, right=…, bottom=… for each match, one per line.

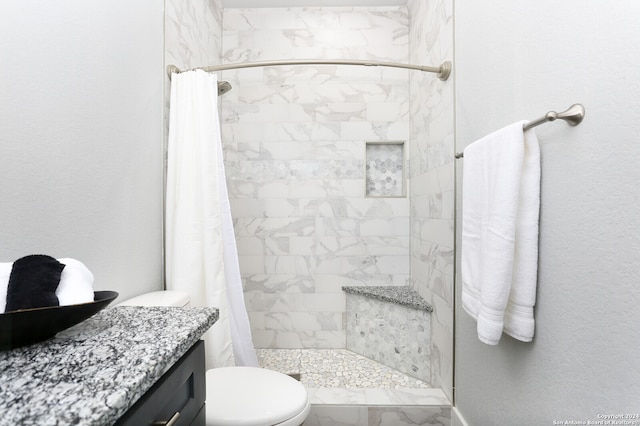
left=206, top=366, right=308, bottom=426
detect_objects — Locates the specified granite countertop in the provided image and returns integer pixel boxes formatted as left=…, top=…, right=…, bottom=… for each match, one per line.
left=342, top=285, right=433, bottom=312
left=0, top=306, right=218, bottom=426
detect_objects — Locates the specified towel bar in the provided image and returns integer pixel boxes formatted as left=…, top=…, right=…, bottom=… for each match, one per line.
left=454, top=104, right=585, bottom=159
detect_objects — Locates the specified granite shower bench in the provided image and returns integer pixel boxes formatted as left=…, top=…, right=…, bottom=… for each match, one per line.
left=342, top=286, right=433, bottom=384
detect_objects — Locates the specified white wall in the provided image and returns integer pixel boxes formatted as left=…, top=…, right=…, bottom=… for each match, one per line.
left=455, top=1, right=640, bottom=423
left=0, top=1, right=164, bottom=301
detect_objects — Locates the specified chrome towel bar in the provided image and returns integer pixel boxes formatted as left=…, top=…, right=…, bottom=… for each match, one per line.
left=454, top=104, right=585, bottom=159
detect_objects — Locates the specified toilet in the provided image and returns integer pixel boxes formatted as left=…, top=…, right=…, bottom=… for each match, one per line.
left=118, top=291, right=311, bottom=426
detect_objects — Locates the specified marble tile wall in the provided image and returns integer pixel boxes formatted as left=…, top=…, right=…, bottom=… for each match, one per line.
left=164, top=0, right=223, bottom=151
left=165, top=0, right=223, bottom=71
left=407, top=0, right=455, bottom=400
left=221, top=7, right=411, bottom=349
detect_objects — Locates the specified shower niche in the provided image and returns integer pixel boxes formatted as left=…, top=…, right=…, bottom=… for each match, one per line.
left=365, top=141, right=406, bottom=198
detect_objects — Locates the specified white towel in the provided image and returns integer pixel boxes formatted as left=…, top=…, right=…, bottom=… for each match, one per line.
left=0, top=263, right=12, bottom=314
left=56, top=258, right=95, bottom=306
left=461, top=121, right=541, bottom=345
left=0, top=258, right=94, bottom=313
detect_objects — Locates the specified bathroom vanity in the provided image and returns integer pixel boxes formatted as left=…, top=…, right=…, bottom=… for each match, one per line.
left=0, top=306, right=218, bottom=425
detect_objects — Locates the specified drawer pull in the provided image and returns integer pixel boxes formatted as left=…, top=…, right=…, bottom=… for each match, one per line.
left=152, top=411, right=180, bottom=426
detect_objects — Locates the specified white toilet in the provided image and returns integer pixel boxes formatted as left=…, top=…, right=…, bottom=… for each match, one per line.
left=118, top=291, right=311, bottom=426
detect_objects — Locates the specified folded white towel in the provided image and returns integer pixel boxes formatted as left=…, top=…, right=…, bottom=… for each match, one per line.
left=461, top=121, right=541, bottom=345
left=503, top=129, right=540, bottom=341
left=0, top=258, right=94, bottom=313
left=56, top=258, right=95, bottom=306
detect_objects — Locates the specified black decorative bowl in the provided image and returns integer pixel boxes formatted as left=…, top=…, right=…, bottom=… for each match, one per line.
left=0, top=291, right=118, bottom=350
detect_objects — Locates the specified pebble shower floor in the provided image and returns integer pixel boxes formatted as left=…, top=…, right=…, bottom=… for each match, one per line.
left=256, top=348, right=429, bottom=389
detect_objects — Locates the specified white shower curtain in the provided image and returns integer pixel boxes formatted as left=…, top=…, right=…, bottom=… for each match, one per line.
left=165, top=70, right=258, bottom=368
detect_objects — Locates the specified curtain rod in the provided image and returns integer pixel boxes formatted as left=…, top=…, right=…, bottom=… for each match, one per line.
left=454, top=104, right=586, bottom=159
left=167, top=59, right=452, bottom=81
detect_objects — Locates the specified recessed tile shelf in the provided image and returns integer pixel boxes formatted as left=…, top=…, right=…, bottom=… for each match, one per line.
left=365, top=142, right=405, bottom=198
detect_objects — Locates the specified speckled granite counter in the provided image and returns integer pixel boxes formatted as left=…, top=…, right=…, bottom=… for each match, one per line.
left=342, top=285, right=433, bottom=312
left=0, top=306, right=218, bottom=426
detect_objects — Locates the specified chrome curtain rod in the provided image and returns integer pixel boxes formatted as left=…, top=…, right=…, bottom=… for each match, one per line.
left=454, top=104, right=586, bottom=159
left=167, top=59, right=452, bottom=81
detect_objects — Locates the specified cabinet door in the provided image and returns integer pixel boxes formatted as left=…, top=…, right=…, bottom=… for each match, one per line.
left=115, top=340, right=205, bottom=426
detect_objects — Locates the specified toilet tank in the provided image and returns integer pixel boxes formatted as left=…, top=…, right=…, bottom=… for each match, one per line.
left=117, top=290, right=191, bottom=307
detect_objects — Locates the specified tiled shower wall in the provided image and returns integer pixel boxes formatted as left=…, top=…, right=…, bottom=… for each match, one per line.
left=407, top=0, right=455, bottom=399
left=165, top=0, right=222, bottom=71
left=164, top=0, right=223, bottom=143
left=220, top=7, right=411, bottom=349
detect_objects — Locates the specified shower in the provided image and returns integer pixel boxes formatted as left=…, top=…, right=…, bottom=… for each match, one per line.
left=165, top=1, right=456, bottom=418
left=213, top=4, right=455, bottom=403
left=217, top=81, right=232, bottom=96
left=215, top=2, right=454, bottom=400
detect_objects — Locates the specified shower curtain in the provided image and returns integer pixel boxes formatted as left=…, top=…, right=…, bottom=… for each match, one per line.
left=165, top=69, right=258, bottom=368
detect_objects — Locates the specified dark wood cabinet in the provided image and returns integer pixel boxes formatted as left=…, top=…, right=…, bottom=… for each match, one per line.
left=115, top=340, right=206, bottom=426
